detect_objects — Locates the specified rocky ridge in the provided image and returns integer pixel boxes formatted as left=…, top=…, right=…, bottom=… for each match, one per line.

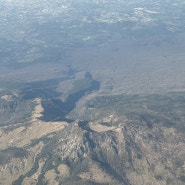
left=0, top=90, right=185, bottom=185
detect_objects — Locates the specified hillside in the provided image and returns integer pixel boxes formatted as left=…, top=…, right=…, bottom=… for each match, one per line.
left=0, top=78, right=185, bottom=184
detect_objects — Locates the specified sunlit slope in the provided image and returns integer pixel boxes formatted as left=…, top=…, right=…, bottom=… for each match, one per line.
left=0, top=89, right=185, bottom=185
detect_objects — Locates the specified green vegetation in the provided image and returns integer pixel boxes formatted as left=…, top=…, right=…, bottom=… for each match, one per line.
left=1, top=85, right=185, bottom=185
left=0, top=147, right=28, bottom=165
left=87, top=92, right=185, bottom=131
left=69, top=78, right=92, bottom=95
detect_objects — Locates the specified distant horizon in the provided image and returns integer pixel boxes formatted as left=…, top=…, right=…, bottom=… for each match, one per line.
left=1, top=2, right=185, bottom=184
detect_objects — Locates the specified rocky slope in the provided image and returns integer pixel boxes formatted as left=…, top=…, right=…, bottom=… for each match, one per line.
left=0, top=89, right=185, bottom=185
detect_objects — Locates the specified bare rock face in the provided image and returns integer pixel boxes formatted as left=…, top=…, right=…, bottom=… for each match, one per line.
left=1, top=0, right=185, bottom=184
left=49, top=116, right=185, bottom=185
left=0, top=90, right=185, bottom=185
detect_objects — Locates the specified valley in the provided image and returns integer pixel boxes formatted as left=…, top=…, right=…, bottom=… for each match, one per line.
left=0, top=75, right=185, bottom=185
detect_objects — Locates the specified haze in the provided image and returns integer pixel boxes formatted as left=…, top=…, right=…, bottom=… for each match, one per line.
left=0, top=0, right=185, bottom=94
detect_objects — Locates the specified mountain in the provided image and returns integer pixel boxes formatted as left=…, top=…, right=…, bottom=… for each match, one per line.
left=0, top=77, right=185, bottom=184
left=1, top=0, right=185, bottom=184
